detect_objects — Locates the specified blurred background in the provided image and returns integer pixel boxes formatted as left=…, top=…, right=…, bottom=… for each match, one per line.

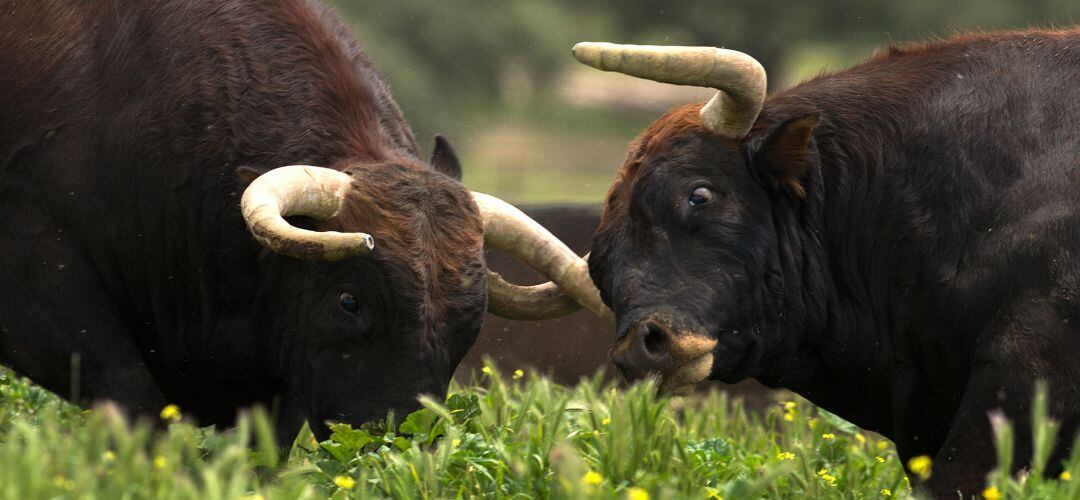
left=329, top=0, right=1079, bottom=391
left=331, top=0, right=1079, bottom=204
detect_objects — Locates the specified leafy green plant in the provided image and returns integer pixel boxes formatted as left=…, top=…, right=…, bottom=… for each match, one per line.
left=1, top=364, right=1077, bottom=498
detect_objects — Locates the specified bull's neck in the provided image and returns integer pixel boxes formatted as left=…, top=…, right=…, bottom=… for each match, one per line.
left=115, top=0, right=425, bottom=380
left=757, top=93, right=925, bottom=435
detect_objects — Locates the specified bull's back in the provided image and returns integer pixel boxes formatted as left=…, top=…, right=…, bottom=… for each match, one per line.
left=0, top=3, right=93, bottom=170
left=877, top=32, right=1080, bottom=366
left=777, top=30, right=1080, bottom=377
left=903, top=31, right=1080, bottom=281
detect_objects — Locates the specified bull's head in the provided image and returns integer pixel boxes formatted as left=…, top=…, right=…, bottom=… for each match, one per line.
left=238, top=138, right=610, bottom=438
left=572, top=43, right=819, bottom=393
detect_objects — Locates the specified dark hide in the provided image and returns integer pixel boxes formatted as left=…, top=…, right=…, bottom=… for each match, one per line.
left=0, top=0, right=486, bottom=441
left=589, top=30, right=1080, bottom=496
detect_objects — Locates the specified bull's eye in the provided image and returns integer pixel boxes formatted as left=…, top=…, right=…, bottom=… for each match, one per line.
left=338, top=292, right=360, bottom=314
left=688, top=186, right=714, bottom=207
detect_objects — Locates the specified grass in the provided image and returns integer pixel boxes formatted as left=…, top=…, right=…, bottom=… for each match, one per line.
left=0, top=365, right=1077, bottom=499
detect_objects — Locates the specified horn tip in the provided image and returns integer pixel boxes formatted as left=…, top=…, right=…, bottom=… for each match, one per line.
left=571, top=42, right=602, bottom=65
left=361, top=234, right=375, bottom=251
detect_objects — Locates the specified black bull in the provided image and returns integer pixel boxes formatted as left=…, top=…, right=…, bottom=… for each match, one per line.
left=460, top=204, right=775, bottom=410
left=577, top=31, right=1080, bottom=497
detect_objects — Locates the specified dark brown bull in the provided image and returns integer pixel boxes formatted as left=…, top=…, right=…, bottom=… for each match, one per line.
left=538, top=32, right=1080, bottom=495
left=0, top=0, right=606, bottom=441
left=461, top=204, right=778, bottom=413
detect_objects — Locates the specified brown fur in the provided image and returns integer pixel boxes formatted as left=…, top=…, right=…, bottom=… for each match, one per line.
left=755, top=114, right=818, bottom=198
left=323, top=158, right=484, bottom=324
left=597, top=104, right=726, bottom=240
left=166, top=0, right=485, bottom=327
left=0, top=0, right=487, bottom=437
left=868, top=26, right=1080, bottom=64
left=185, top=0, right=485, bottom=326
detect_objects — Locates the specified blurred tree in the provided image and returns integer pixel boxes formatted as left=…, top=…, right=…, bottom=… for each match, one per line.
left=333, top=0, right=1079, bottom=121
left=326, top=0, right=1079, bottom=202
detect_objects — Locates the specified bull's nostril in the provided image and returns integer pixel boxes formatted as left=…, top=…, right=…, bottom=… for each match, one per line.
left=642, top=323, right=668, bottom=358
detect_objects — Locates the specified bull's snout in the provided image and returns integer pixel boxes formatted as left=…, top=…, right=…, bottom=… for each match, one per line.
left=612, top=320, right=673, bottom=381
left=612, top=316, right=718, bottom=390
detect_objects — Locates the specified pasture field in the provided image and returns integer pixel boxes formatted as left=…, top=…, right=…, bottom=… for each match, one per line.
left=0, top=364, right=1075, bottom=499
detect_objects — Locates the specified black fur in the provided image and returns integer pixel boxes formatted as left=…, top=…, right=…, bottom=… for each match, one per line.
left=590, top=30, right=1080, bottom=496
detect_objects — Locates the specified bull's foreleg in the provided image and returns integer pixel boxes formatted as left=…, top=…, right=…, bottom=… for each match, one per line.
left=0, top=309, right=167, bottom=418
left=0, top=237, right=167, bottom=418
left=927, top=354, right=1079, bottom=497
left=922, top=373, right=1010, bottom=498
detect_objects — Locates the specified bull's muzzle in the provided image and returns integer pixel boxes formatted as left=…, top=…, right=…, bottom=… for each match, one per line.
left=612, top=316, right=717, bottom=392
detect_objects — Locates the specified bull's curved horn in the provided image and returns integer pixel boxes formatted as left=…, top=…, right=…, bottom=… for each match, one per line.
left=571, top=42, right=766, bottom=138
left=485, top=272, right=581, bottom=320
left=471, top=192, right=614, bottom=325
left=241, top=165, right=374, bottom=261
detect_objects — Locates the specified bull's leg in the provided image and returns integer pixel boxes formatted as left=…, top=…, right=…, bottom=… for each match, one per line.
left=275, top=391, right=308, bottom=448
left=926, top=354, right=1079, bottom=497
left=922, top=373, right=1010, bottom=497
left=0, top=242, right=166, bottom=416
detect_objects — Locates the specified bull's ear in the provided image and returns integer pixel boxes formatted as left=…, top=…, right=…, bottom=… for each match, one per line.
left=430, top=134, right=462, bottom=181
left=753, top=113, right=818, bottom=198
left=235, top=166, right=271, bottom=186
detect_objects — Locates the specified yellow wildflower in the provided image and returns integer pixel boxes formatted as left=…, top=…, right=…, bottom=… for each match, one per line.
left=626, top=486, right=649, bottom=500
left=907, top=455, right=933, bottom=480
left=513, top=369, right=524, bottom=380
left=704, top=487, right=724, bottom=500
left=807, top=418, right=817, bottom=430
left=52, top=475, right=75, bottom=491
left=153, top=455, right=167, bottom=470
left=783, top=413, right=795, bottom=422
left=821, top=433, right=836, bottom=440
left=1062, top=470, right=1072, bottom=481
left=876, top=456, right=886, bottom=463
left=776, top=451, right=795, bottom=461
left=855, top=433, right=866, bottom=444
left=451, top=438, right=461, bottom=447
left=481, top=366, right=493, bottom=376
left=102, top=450, right=116, bottom=464
left=582, top=471, right=603, bottom=486
left=159, top=404, right=181, bottom=422
left=982, top=486, right=1001, bottom=500
left=783, top=401, right=797, bottom=411
left=817, top=468, right=838, bottom=487
left=334, top=475, right=356, bottom=490
left=880, top=488, right=892, bottom=496
left=601, top=417, right=611, bottom=426
left=877, top=440, right=889, bottom=451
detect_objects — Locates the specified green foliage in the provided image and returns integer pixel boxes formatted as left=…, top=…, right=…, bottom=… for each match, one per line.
left=329, top=0, right=1080, bottom=125
left=318, top=1, right=1080, bottom=205
left=981, top=383, right=1080, bottom=499
left=2, top=365, right=1080, bottom=498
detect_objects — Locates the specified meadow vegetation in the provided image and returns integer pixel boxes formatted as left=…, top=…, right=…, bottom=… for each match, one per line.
left=1, top=364, right=1077, bottom=498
